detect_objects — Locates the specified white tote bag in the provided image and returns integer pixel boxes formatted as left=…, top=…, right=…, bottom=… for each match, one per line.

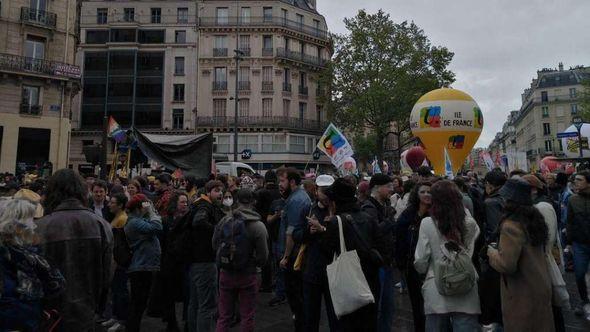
left=327, top=216, right=375, bottom=318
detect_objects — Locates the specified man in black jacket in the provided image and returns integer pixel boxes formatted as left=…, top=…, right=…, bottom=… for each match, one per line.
left=361, top=174, right=395, bottom=332
left=187, top=180, right=225, bottom=332
left=89, top=180, right=114, bottom=222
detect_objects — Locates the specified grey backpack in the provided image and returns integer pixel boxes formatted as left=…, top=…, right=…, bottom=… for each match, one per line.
left=433, top=239, right=477, bottom=296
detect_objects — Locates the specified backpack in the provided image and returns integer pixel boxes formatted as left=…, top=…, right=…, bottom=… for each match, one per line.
left=216, top=214, right=253, bottom=272
left=433, top=239, right=477, bottom=296
left=113, top=228, right=132, bottom=268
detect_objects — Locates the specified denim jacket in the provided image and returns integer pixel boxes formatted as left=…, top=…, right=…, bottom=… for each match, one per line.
left=124, top=213, right=163, bottom=272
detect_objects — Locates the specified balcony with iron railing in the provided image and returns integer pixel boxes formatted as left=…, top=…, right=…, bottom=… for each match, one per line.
left=238, top=81, right=250, bottom=91
left=262, top=81, right=273, bottom=91
left=196, top=116, right=328, bottom=133
left=20, top=104, right=42, bottom=116
left=21, top=7, right=57, bottom=29
left=199, top=16, right=328, bottom=40
left=262, top=48, right=274, bottom=57
left=276, top=48, right=328, bottom=68
left=81, top=13, right=197, bottom=25
left=298, top=86, right=308, bottom=95
left=213, top=48, right=228, bottom=57
left=0, top=53, right=81, bottom=79
left=213, top=81, right=228, bottom=91
left=238, top=47, right=251, bottom=56
left=283, top=82, right=292, bottom=92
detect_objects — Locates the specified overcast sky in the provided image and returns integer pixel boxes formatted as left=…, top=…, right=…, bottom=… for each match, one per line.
left=317, top=0, right=590, bottom=147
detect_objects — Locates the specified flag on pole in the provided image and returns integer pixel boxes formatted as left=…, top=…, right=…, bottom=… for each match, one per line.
left=372, top=156, right=382, bottom=174
left=316, top=123, right=354, bottom=168
left=444, top=147, right=454, bottom=179
left=482, top=152, right=495, bottom=171
left=108, top=116, right=127, bottom=143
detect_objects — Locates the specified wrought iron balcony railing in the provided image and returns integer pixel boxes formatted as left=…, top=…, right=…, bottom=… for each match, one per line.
left=213, top=48, right=228, bottom=57
left=238, top=81, right=251, bottom=91
left=21, top=7, right=57, bottom=29
left=0, top=53, right=80, bottom=79
left=20, top=104, right=42, bottom=115
left=262, top=81, right=273, bottom=91
left=196, top=116, right=328, bottom=133
left=213, top=81, right=228, bottom=91
left=282, top=82, right=292, bottom=92
left=276, top=48, right=328, bottom=68
left=299, top=86, right=308, bottom=95
left=199, top=16, right=328, bottom=40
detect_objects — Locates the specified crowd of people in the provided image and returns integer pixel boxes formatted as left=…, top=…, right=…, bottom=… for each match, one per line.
left=0, top=165, right=589, bottom=332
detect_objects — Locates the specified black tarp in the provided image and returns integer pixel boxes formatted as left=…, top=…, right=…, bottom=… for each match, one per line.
left=133, top=129, right=213, bottom=178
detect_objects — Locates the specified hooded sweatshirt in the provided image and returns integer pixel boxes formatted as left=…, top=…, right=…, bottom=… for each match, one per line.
left=566, top=187, right=590, bottom=245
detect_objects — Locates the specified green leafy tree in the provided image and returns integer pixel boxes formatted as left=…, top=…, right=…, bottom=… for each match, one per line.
left=321, top=10, right=455, bottom=163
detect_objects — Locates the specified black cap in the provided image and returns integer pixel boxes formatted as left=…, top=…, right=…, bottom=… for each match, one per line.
left=326, top=178, right=357, bottom=204
left=369, top=174, right=392, bottom=189
left=499, top=178, right=532, bottom=205
left=237, top=188, right=256, bottom=205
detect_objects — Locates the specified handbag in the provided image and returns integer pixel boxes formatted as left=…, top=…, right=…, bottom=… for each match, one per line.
left=546, top=244, right=570, bottom=308
left=326, top=216, right=375, bottom=318
left=293, top=244, right=307, bottom=271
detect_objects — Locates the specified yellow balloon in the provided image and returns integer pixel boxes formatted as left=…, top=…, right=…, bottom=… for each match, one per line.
left=410, top=88, right=483, bottom=175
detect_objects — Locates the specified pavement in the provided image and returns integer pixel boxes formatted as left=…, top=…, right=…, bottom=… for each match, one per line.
left=103, top=271, right=589, bottom=332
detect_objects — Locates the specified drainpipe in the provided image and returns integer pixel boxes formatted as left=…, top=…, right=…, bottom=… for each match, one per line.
left=56, top=0, right=71, bottom=170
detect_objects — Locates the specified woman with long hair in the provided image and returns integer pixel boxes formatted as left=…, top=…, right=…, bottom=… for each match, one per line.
left=414, top=180, right=481, bottom=330
left=395, top=181, right=432, bottom=332
left=488, top=178, right=553, bottom=331
left=0, top=199, right=65, bottom=331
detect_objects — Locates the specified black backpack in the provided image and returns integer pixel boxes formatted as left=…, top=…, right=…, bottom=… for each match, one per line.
left=216, top=214, right=254, bottom=271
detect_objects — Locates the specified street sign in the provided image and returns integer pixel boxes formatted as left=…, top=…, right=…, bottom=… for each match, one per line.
left=241, top=149, right=252, bottom=160
left=573, top=116, right=584, bottom=130
left=312, top=149, right=321, bottom=160
left=556, top=132, right=579, bottom=138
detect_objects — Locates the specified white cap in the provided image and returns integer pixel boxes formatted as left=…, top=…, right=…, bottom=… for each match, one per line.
left=315, top=174, right=335, bottom=187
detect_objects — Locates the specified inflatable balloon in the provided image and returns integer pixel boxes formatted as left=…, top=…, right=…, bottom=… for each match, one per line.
left=404, top=146, right=427, bottom=171
left=410, top=88, right=483, bottom=175
left=539, top=156, right=561, bottom=173
left=560, top=123, right=590, bottom=158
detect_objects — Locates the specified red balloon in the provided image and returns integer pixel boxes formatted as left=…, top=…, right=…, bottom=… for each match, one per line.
left=405, top=146, right=427, bottom=171
left=540, top=156, right=561, bottom=172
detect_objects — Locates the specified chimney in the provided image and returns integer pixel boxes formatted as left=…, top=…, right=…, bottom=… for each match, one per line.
left=559, top=62, right=564, bottom=71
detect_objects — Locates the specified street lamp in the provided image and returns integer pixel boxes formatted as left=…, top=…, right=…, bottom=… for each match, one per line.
left=233, top=49, right=244, bottom=161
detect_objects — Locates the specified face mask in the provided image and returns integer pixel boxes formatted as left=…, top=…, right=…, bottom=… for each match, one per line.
left=223, top=198, right=233, bottom=207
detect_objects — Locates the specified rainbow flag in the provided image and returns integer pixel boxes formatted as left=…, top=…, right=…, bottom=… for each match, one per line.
left=108, top=116, right=127, bottom=143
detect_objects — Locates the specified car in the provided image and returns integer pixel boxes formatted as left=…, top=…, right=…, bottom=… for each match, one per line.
left=215, top=162, right=255, bottom=177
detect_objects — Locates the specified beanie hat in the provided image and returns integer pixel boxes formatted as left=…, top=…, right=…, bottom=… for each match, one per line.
left=369, top=174, right=392, bottom=189
left=126, top=194, right=149, bottom=210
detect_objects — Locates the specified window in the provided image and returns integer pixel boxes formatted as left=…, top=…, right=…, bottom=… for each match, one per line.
left=214, top=67, right=227, bottom=82
left=110, top=29, right=136, bottom=43
left=239, top=35, right=250, bottom=55
left=262, top=98, right=272, bottom=117
left=24, top=36, right=45, bottom=59
left=283, top=99, right=290, bottom=117
left=238, top=135, right=258, bottom=153
left=173, top=84, right=184, bottom=102
left=299, top=102, right=306, bottom=120
left=151, top=8, right=161, bottom=23
left=290, top=135, right=305, bottom=153
left=213, top=99, right=227, bottom=117
left=173, top=109, right=184, bottom=129
left=262, top=134, right=286, bottom=152
left=313, top=19, right=320, bottom=31
left=306, top=137, right=315, bottom=154
left=86, top=30, right=109, bottom=44
left=545, top=140, right=553, bottom=152
left=262, top=66, right=273, bottom=83
left=262, top=35, right=273, bottom=55
left=558, top=139, right=563, bottom=151
left=216, top=135, right=230, bottom=153
left=570, top=88, right=577, bottom=98
left=175, top=30, right=186, bottom=43
left=543, top=123, right=551, bottom=135
left=556, top=106, right=564, bottom=117
left=239, top=99, right=249, bottom=117
left=214, top=35, right=228, bottom=56
left=177, top=8, right=188, bottom=23
left=296, top=14, right=304, bottom=27
left=239, top=67, right=250, bottom=90
left=263, top=7, right=273, bottom=22
left=123, top=8, right=134, bottom=22
left=216, top=7, right=229, bottom=24
left=281, top=9, right=288, bottom=23
left=285, top=37, right=290, bottom=51
left=30, top=0, right=46, bottom=12
left=175, top=57, right=184, bottom=75
left=284, top=68, right=290, bottom=84
left=299, top=71, right=307, bottom=87
left=97, top=8, right=108, bottom=24
left=542, top=106, right=549, bottom=118
left=240, top=7, right=251, bottom=23
left=138, top=30, right=165, bottom=43
left=541, top=91, right=548, bottom=102
left=571, top=104, right=578, bottom=114
left=317, top=105, right=324, bottom=122
left=22, top=85, right=40, bottom=106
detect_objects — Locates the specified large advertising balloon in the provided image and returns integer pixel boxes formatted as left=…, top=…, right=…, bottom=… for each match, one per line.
left=560, top=123, right=590, bottom=158
left=410, top=88, right=483, bottom=175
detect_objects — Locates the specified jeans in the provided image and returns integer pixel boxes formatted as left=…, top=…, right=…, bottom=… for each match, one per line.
left=188, top=263, right=218, bottom=332
left=425, top=313, right=480, bottom=332
left=377, top=266, right=394, bottom=332
left=405, top=267, right=425, bottom=332
left=216, top=271, right=258, bottom=332
left=302, top=279, right=341, bottom=332
left=127, top=271, right=154, bottom=332
left=573, top=242, right=590, bottom=303
left=285, top=269, right=303, bottom=332
left=273, top=243, right=286, bottom=298
left=112, top=266, right=129, bottom=322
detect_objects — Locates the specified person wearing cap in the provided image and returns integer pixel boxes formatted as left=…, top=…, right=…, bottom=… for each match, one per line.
left=36, top=169, right=114, bottom=332
left=361, top=173, right=396, bottom=332
left=566, top=170, right=590, bottom=319
left=487, top=178, right=553, bottom=332
left=124, top=193, right=163, bottom=332
left=297, top=174, right=341, bottom=332
left=212, top=189, right=268, bottom=331
left=320, top=177, right=384, bottom=331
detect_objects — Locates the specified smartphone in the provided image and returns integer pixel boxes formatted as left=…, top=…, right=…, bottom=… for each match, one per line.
left=141, top=201, right=150, bottom=208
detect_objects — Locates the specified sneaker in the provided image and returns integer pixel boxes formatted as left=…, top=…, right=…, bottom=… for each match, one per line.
left=394, top=282, right=402, bottom=288
left=584, top=303, right=590, bottom=316
left=101, top=318, right=117, bottom=327
left=107, top=322, right=125, bottom=332
left=94, top=315, right=108, bottom=324
left=268, top=296, right=287, bottom=307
